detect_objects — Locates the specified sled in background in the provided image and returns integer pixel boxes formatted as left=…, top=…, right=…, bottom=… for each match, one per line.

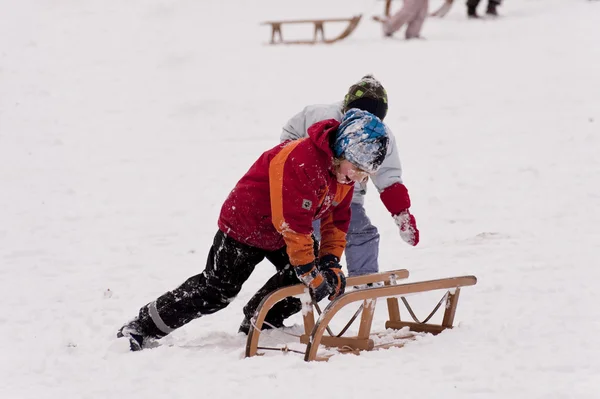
left=261, top=15, right=362, bottom=45
left=245, top=269, right=477, bottom=361
left=260, top=0, right=452, bottom=45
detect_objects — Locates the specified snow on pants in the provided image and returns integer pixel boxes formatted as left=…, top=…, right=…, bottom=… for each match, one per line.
left=313, top=202, right=380, bottom=277
left=383, top=0, right=429, bottom=39
left=134, top=230, right=302, bottom=338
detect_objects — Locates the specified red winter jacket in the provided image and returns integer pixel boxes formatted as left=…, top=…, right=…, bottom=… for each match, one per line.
left=218, top=119, right=353, bottom=267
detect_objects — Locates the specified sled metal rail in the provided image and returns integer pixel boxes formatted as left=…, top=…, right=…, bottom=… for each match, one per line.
left=261, top=15, right=362, bottom=45
left=245, top=271, right=477, bottom=361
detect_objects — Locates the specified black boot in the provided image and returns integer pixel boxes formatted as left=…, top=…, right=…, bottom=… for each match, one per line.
left=117, top=320, right=147, bottom=351
left=117, top=317, right=161, bottom=351
left=116, top=305, right=166, bottom=351
left=486, top=2, right=499, bottom=16
left=467, top=5, right=480, bottom=18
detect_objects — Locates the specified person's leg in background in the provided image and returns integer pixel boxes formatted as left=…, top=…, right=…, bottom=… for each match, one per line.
left=405, top=0, right=429, bottom=39
left=382, top=0, right=422, bottom=37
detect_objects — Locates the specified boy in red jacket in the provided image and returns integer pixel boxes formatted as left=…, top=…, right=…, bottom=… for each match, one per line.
left=117, top=109, right=389, bottom=351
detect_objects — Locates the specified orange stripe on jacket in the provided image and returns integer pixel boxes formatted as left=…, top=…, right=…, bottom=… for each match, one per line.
left=269, top=140, right=316, bottom=267
left=319, top=183, right=353, bottom=259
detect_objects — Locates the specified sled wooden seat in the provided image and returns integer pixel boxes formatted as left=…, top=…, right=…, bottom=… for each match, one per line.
left=245, top=271, right=477, bottom=361
left=261, top=15, right=362, bottom=45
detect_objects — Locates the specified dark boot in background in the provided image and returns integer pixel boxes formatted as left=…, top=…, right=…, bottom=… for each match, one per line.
left=486, top=1, right=500, bottom=16
left=466, top=0, right=481, bottom=18
left=467, top=5, right=480, bottom=18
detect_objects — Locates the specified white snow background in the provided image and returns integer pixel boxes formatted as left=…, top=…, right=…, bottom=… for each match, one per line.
left=1, top=0, right=599, bottom=398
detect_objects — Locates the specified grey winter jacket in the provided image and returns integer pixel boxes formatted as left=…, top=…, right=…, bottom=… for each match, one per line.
left=281, top=101, right=403, bottom=205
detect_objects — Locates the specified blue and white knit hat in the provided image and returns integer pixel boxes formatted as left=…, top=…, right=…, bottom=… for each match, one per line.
left=333, top=109, right=389, bottom=174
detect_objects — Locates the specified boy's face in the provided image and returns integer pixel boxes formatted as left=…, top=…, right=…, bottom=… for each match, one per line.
left=335, top=159, right=369, bottom=185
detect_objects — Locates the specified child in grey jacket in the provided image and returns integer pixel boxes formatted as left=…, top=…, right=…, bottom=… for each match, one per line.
left=279, top=75, right=419, bottom=277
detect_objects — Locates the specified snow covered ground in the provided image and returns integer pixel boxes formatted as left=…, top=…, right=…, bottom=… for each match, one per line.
left=2, top=0, right=599, bottom=397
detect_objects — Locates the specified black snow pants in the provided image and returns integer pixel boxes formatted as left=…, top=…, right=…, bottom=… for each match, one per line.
left=134, top=230, right=305, bottom=338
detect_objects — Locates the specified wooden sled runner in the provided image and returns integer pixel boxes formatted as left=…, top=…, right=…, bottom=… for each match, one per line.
left=261, top=15, right=362, bottom=45
left=245, top=269, right=477, bottom=361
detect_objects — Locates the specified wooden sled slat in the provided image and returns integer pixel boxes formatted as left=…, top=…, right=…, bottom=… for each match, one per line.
left=261, top=15, right=362, bottom=45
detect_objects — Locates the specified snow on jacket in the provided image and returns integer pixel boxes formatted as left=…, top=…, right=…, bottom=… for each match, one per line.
left=281, top=102, right=409, bottom=216
left=218, top=119, right=353, bottom=267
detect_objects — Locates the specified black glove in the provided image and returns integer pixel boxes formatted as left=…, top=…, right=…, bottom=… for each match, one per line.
left=294, top=261, right=330, bottom=301
left=317, top=254, right=341, bottom=270
left=321, top=267, right=346, bottom=300
left=318, top=254, right=346, bottom=300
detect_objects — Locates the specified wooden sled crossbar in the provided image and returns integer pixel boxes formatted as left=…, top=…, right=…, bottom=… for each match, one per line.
left=261, top=15, right=362, bottom=45
left=245, top=271, right=477, bottom=361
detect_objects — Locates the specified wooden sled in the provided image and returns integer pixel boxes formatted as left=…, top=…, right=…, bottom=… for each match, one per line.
left=431, top=0, right=455, bottom=17
left=261, top=15, right=362, bottom=45
left=245, top=269, right=477, bottom=361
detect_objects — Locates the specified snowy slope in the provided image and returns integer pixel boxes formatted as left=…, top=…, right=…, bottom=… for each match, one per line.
left=1, top=0, right=599, bottom=398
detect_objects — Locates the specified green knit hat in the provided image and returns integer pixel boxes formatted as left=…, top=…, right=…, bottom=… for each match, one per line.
left=343, top=74, right=388, bottom=120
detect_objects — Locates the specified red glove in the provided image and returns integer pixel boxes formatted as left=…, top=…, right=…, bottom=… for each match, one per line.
left=381, top=183, right=419, bottom=246
left=380, top=183, right=411, bottom=215
left=393, top=210, right=420, bottom=246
